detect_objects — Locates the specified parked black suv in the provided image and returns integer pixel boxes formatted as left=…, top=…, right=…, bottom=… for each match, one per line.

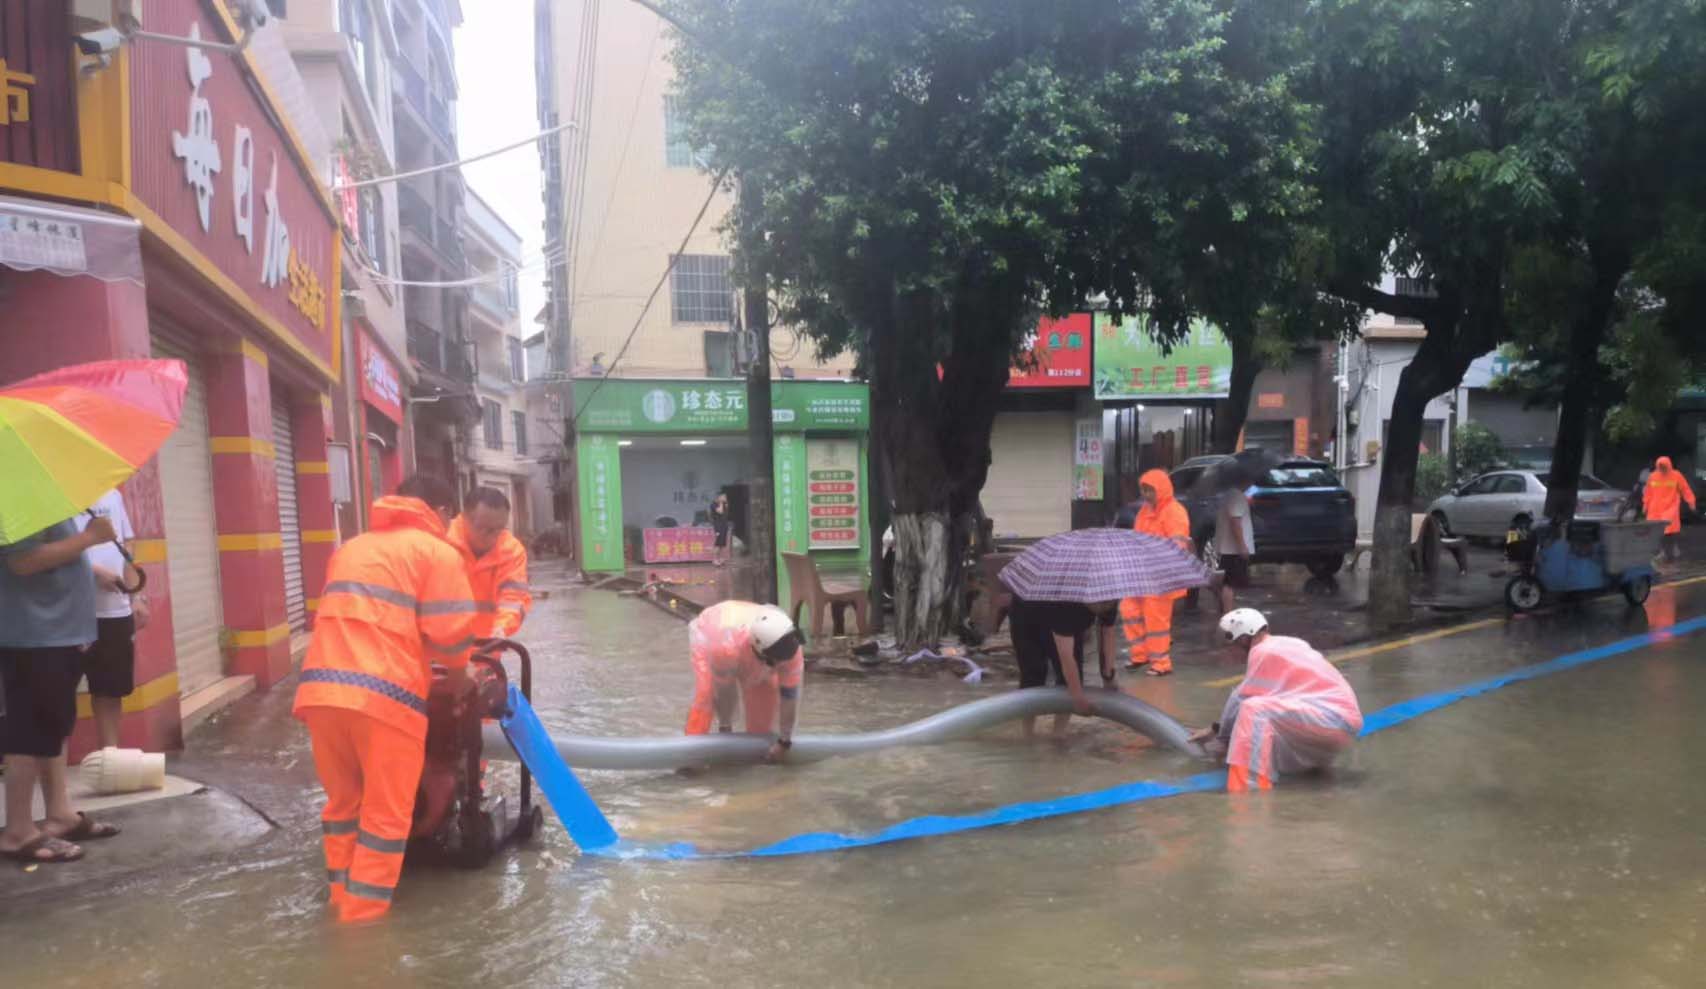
left=1169, top=454, right=1357, bottom=578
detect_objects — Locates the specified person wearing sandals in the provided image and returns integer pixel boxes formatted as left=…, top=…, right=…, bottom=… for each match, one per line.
left=1, top=516, right=123, bottom=865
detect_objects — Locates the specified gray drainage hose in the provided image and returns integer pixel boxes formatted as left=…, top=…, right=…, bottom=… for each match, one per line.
left=481, top=687, right=1207, bottom=770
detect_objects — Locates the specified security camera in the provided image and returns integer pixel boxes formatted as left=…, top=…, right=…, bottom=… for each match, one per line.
left=75, top=28, right=123, bottom=57
left=231, top=0, right=273, bottom=30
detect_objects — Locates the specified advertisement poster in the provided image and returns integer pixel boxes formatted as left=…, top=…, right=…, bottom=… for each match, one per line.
left=806, top=438, right=862, bottom=550
left=1092, top=312, right=1233, bottom=399
left=1074, top=419, right=1105, bottom=500
left=643, top=526, right=717, bottom=564
left=577, top=435, right=625, bottom=571
left=774, top=435, right=807, bottom=555
left=1009, top=314, right=1093, bottom=389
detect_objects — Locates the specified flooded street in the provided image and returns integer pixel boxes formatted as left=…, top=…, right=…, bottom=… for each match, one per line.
left=5, top=575, right=1706, bottom=988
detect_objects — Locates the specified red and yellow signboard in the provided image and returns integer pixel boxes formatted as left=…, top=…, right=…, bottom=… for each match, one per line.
left=0, top=0, right=78, bottom=171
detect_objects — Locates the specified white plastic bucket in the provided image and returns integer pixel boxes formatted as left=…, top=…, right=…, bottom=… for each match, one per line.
left=80, top=747, right=167, bottom=794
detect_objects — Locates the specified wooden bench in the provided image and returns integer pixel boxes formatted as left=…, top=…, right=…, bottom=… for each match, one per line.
left=1346, top=514, right=1469, bottom=575
left=782, top=552, right=870, bottom=641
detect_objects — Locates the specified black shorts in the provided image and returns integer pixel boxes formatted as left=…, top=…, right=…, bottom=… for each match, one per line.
left=0, top=647, right=83, bottom=757
left=81, top=615, right=137, bottom=698
left=1221, top=555, right=1251, bottom=588
left=1010, top=607, right=1082, bottom=689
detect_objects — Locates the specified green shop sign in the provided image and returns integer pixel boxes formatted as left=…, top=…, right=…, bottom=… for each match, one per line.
left=576, top=434, right=625, bottom=571
left=573, top=379, right=869, bottom=433
left=1092, top=313, right=1233, bottom=399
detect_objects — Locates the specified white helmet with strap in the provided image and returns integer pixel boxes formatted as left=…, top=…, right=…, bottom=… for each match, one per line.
left=1218, top=607, right=1269, bottom=643
left=749, top=604, right=802, bottom=663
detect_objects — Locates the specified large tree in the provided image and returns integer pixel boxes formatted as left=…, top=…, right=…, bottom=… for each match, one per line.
left=669, top=0, right=1314, bottom=645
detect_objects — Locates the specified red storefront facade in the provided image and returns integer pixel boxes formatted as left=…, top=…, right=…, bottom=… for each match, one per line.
left=0, top=1, right=342, bottom=755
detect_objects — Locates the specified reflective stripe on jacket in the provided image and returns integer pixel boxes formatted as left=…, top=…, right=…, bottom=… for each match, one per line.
left=293, top=496, right=478, bottom=740
left=446, top=516, right=532, bottom=639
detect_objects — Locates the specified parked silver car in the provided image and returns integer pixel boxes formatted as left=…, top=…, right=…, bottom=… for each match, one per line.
left=1427, top=471, right=1629, bottom=540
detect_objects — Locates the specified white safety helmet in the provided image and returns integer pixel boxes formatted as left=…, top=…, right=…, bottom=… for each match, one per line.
left=1218, top=608, right=1269, bottom=644
left=749, top=605, right=803, bottom=664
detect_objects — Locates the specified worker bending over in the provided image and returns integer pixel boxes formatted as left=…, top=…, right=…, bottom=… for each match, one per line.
left=1191, top=609, right=1363, bottom=792
left=1121, top=469, right=1191, bottom=676
left=293, top=476, right=477, bottom=922
left=685, top=601, right=804, bottom=763
left=447, top=486, right=532, bottom=639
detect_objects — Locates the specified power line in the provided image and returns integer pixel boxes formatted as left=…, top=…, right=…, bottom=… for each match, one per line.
left=334, top=119, right=581, bottom=192
left=569, top=166, right=732, bottom=431
left=571, top=17, right=661, bottom=312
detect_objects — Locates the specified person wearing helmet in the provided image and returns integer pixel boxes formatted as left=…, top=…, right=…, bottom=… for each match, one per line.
left=1189, top=609, right=1363, bottom=792
left=684, top=600, right=805, bottom=763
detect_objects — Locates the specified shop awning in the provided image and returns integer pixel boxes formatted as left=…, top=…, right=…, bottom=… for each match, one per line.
left=0, top=195, right=144, bottom=285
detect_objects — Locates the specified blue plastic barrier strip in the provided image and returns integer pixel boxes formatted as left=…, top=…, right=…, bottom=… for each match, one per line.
left=567, top=615, right=1706, bottom=861
left=499, top=683, right=620, bottom=852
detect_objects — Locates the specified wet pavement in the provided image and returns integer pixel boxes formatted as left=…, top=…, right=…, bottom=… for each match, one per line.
left=4, top=561, right=1706, bottom=986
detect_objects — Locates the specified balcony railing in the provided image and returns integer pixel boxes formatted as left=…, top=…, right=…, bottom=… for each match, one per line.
left=470, top=282, right=516, bottom=320
left=407, top=320, right=476, bottom=384
left=398, top=185, right=465, bottom=270
left=395, top=55, right=455, bottom=147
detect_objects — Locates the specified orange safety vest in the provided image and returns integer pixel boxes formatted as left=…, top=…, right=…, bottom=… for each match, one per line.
left=1643, top=457, right=1697, bottom=536
left=1133, top=468, right=1192, bottom=600
left=446, top=517, right=532, bottom=639
left=293, top=496, right=479, bottom=741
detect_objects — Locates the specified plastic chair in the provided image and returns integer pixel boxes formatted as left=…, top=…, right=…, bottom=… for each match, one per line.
left=973, top=552, right=1015, bottom=635
left=782, top=552, right=869, bottom=640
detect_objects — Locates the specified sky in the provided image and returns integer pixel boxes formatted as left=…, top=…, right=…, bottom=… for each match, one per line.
left=454, top=0, right=548, bottom=333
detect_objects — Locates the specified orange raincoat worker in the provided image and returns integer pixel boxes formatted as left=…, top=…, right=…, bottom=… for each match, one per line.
left=1192, top=609, right=1363, bottom=792
left=447, top=487, right=532, bottom=639
left=293, top=476, right=478, bottom=923
left=685, top=601, right=805, bottom=763
left=1122, top=468, right=1191, bottom=676
left=1643, top=456, right=1696, bottom=561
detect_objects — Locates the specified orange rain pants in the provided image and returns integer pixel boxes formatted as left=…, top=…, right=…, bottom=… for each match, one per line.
left=302, top=708, right=426, bottom=923
left=1119, top=595, right=1175, bottom=673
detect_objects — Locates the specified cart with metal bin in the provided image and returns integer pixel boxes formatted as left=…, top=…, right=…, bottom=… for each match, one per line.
left=1502, top=519, right=1666, bottom=611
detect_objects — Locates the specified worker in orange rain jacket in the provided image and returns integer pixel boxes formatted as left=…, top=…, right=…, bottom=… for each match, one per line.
left=1121, top=468, right=1192, bottom=676
left=1643, top=456, right=1696, bottom=562
left=293, top=475, right=478, bottom=923
left=447, top=486, right=532, bottom=640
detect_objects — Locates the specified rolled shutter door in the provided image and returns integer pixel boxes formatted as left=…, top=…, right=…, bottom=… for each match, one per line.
left=272, top=396, right=308, bottom=634
left=983, top=412, right=1075, bottom=539
left=151, top=330, right=226, bottom=697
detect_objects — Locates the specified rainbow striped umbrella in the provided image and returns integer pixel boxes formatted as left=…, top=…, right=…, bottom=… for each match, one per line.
left=0, top=359, right=187, bottom=545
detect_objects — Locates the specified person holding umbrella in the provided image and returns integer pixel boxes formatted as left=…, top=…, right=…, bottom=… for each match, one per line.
left=1000, top=528, right=1211, bottom=736
left=0, top=359, right=188, bottom=864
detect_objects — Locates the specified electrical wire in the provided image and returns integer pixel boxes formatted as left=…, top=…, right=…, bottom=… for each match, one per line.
left=570, top=17, right=661, bottom=311
left=354, top=247, right=567, bottom=289
left=333, top=119, right=581, bottom=192
left=568, top=167, right=732, bottom=431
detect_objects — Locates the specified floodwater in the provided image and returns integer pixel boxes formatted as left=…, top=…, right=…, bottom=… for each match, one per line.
left=4, top=572, right=1705, bottom=987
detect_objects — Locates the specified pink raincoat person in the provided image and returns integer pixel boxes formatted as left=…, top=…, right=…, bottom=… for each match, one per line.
left=1192, top=609, right=1363, bottom=792
left=684, top=601, right=805, bottom=763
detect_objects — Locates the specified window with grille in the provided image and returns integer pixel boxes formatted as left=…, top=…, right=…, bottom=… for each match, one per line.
left=359, top=186, right=386, bottom=274
left=670, top=254, right=734, bottom=324
left=664, top=96, right=706, bottom=168
left=507, top=338, right=525, bottom=381
left=482, top=400, right=502, bottom=449
left=513, top=412, right=528, bottom=456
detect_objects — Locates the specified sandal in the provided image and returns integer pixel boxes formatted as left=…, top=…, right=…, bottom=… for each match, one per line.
left=1144, top=666, right=1173, bottom=677
left=51, top=812, right=121, bottom=842
left=1, top=834, right=84, bottom=864
left=1124, top=659, right=1150, bottom=671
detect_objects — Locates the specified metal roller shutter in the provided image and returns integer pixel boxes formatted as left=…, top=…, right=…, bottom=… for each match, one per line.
left=151, top=330, right=225, bottom=697
left=983, top=412, right=1075, bottom=540
left=272, top=395, right=308, bottom=634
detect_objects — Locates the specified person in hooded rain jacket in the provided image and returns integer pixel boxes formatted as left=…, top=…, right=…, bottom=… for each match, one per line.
left=446, top=486, right=532, bottom=640
left=1642, top=457, right=1695, bottom=561
left=1191, top=609, right=1362, bottom=792
left=1121, top=468, right=1192, bottom=676
left=293, top=475, right=477, bottom=923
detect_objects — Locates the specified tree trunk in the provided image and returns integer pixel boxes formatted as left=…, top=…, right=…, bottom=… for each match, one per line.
left=1214, top=329, right=1263, bottom=454
left=1368, top=368, right=1431, bottom=627
left=1543, top=253, right=1627, bottom=521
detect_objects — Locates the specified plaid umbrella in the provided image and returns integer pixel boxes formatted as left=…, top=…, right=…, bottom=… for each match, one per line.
left=999, top=528, right=1211, bottom=603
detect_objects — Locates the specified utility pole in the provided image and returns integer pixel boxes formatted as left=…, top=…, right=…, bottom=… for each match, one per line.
left=740, top=178, right=777, bottom=604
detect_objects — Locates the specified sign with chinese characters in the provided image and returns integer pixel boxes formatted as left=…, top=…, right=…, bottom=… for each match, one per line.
left=0, top=209, right=87, bottom=273
left=1092, top=313, right=1233, bottom=399
left=643, top=526, right=717, bottom=564
left=774, top=434, right=807, bottom=555
left=0, top=2, right=77, bottom=171
left=574, top=379, right=871, bottom=433
left=577, top=434, right=625, bottom=571
left=806, top=439, right=862, bottom=550
left=359, top=333, right=404, bottom=424
left=1010, top=314, right=1093, bottom=389
left=1073, top=419, right=1104, bottom=500
left=129, top=0, right=336, bottom=367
